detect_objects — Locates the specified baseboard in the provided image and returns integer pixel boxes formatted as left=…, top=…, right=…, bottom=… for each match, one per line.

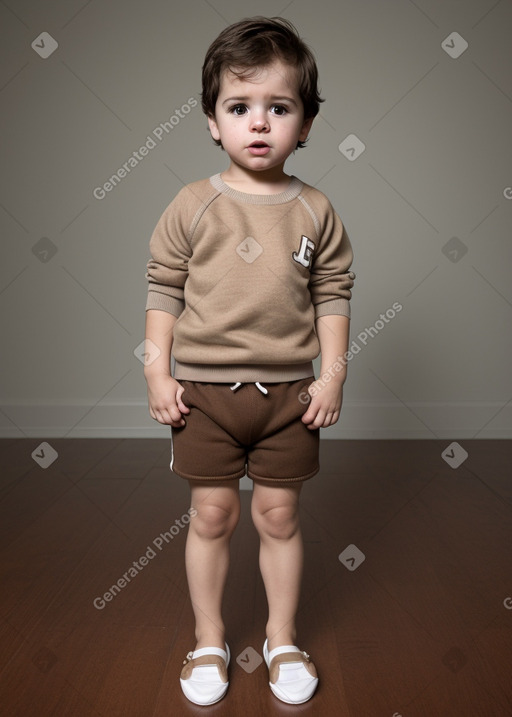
left=1, top=401, right=510, bottom=439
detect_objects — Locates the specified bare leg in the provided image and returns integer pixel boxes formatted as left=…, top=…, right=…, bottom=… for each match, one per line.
left=251, top=481, right=303, bottom=651
left=185, top=481, right=240, bottom=650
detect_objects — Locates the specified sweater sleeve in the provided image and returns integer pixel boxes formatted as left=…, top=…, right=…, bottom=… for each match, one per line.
left=145, top=188, right=194, bottom=317
left=309, top=198, right=355, bottom=319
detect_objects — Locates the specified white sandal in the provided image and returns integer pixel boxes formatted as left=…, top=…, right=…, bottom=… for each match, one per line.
left=180, top=644, right=230, bottom=706
left=263, top=639, right=318, bottom=704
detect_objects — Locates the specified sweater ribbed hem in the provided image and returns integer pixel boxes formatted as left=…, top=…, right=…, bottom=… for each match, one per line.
left=173, top=360, right=315, bottom=383
left=209, top=173, right=304, bottom=204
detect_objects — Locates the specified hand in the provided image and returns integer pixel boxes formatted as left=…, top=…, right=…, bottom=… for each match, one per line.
left=146, top=374, right=190, bottom=427
left=301, top=378, right=344, bottom=430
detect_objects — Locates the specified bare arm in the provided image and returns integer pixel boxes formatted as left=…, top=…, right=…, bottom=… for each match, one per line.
left=316, top=314, right=349, bottom=384
left=144, top=309, right=189, bottom=426
left=301, top=314, right=350, bottom=429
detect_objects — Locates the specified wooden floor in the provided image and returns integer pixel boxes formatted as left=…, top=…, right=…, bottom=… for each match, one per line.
left=0, top=438, right=510, bottom=716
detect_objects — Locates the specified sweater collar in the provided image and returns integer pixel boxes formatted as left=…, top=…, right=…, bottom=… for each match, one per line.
left=209, top=173, right=303, bottom=204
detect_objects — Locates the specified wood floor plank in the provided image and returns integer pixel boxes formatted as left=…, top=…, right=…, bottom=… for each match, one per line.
left=0, top=439, right=36, bottom=496
left=0, top=466, right=72, bottom=546
left=471, top=617, right=512, bottom=715
left=0, top=438, right=510, bottom=716
left=0, top=490, right=110, bottom=643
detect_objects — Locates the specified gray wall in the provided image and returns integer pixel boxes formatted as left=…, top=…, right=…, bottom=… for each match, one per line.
left=1, top=0, right=511, bottom=439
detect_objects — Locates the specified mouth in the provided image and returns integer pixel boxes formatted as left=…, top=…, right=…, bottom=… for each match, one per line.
left=247, top=141, right=271, bottom=155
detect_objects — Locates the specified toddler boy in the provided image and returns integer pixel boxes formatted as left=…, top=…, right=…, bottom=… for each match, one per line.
left=145, top=16, right=355, bottom=706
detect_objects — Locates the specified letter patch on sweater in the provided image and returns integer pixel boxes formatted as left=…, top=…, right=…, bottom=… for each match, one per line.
left=292, top=235, right=315, bottom=268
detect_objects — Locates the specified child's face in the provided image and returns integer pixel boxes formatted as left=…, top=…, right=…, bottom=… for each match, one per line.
left=208, top=60, right=313, bottom=176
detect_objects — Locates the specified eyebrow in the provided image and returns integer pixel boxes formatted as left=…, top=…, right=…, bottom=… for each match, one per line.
left=221, top=96, right=298, bottom=107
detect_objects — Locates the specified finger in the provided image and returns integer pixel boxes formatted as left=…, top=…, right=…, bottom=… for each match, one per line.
left=176, top=392, right=190, bottom=414
left=167, top=403, right=184, bottom=423
left=163, top=413, right=185, bottom=427
left=301, top=410, right=314, bottom=424
left=170, top=417, right=186, bottom=427
left=323, top=410, right=340, bottom=427
left=301, top=397, right=321, bottom=424
left=163, top=406, right=187, bottom=426
left=155, top=409, right=171, bottom=425
left=318, top=408, right=327, bottom=424
left=309, top=409, right=326, bottom=430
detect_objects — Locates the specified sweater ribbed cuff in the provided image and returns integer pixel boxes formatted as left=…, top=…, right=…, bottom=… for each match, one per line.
left=314, top=298, right=351, bottom=319
left=145, top=290, right=184, bottom=316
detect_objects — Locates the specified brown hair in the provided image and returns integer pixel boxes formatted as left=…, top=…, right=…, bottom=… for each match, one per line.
left=201, top=16, right=324, bottom=149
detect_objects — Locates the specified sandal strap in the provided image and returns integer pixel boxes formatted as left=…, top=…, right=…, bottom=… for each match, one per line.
left=269, top=651, right=318, bottom=684
left=180, top=652, right=228, bottom=683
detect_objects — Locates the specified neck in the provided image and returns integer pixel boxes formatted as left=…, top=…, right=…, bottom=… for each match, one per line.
left=221, top=163, right=291, bottom=194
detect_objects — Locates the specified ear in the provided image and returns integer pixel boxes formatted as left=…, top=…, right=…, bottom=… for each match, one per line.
left=299, top=116, right=315, bottom=143
left=207, top=114, right=221, bottom=141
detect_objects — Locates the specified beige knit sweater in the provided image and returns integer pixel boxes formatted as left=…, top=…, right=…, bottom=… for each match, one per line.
left=146, top=173, right=355, bottom=382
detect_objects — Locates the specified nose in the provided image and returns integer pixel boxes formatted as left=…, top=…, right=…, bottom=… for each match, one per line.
left=250, top=111, right=269, bottom=133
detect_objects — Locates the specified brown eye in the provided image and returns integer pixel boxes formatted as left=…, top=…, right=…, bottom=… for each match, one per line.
left=271, top=105, right=287, bottom=115
left=230, top=104, right=247, bottom=115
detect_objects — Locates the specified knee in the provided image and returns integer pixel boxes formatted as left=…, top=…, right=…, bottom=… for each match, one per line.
left=253, top=504, right=299, bottom=541
left=191, top=501, right=239, bottom=540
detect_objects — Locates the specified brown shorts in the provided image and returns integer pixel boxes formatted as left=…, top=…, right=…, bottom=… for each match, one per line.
left=170, top=377, right=319, bottom=483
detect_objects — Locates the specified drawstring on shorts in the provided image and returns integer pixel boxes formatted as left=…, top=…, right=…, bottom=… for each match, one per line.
left=230, top=381, right=268, bottom=395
